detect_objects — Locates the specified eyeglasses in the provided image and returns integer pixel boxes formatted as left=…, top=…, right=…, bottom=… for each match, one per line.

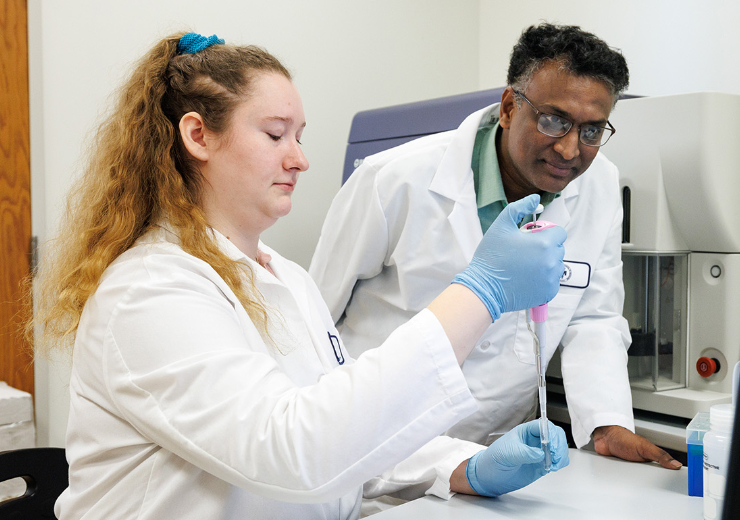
left=513, top=90, right=616, bottom=147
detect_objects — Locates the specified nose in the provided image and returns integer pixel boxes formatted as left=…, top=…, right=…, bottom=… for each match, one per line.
left=286, top=140, right=309, bottom=172
left=553, top=128, right=581, bottom=161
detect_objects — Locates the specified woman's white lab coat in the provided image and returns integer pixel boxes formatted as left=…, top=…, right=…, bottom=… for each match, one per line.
left=56, top=226, right=482, bottom=520
left=309, top=103, right=634, bottom=449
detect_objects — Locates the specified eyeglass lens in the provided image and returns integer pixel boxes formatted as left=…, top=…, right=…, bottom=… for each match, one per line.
left=537, top=114, right=611, bottom=146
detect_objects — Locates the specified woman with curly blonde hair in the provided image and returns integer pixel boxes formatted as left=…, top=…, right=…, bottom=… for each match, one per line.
left=34, top=32, right=569, bottom=520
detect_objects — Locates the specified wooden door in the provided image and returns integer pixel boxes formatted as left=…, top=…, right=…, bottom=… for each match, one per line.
left=0, top=0, right=33, bottom=396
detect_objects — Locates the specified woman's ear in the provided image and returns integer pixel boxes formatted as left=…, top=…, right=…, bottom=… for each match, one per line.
left=499, top=87, right=517, bottom=129
left=179, top=112, right=209, bottom=161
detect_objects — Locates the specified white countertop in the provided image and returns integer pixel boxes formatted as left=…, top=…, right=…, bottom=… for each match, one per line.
left=371, top=449, right=703, bottom=519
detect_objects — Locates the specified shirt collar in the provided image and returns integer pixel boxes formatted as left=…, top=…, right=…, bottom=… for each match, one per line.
left=474, top=121, right=507, bottom=209
left=474, top=122, right=560, bottom=209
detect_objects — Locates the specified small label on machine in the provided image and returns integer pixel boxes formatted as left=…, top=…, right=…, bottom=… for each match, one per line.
left=560, top=260, right=591, bottom=288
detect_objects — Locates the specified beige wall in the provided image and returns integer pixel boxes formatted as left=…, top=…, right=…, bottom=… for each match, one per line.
left=477, top=0, right=740, bottom=97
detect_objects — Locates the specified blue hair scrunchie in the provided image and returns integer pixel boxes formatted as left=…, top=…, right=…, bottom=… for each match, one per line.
left=177, top=32, right=225, bottom=54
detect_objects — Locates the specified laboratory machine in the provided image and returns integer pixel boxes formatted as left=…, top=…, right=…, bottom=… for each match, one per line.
left=601, top=92, right=740, bottom=451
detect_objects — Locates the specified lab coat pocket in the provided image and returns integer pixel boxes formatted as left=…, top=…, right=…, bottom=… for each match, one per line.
left=512, top=291, right=582, bottom=366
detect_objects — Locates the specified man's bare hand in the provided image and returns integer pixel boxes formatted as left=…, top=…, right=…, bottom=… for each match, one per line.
left=593, top=425, right=682, bottom=470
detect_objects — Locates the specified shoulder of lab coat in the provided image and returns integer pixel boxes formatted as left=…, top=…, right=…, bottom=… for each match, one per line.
left=310, top=103, right=499, bottom=322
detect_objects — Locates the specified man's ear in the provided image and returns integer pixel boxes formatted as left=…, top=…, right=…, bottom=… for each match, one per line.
left=499, top=87, right=517, bottom=130
left=179, top=112, right=209, bottom=162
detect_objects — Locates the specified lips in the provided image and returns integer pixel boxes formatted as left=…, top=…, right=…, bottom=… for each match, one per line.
left=274, top=181, right=296, bottom=191
left=544, top=161, right=577, bottom=177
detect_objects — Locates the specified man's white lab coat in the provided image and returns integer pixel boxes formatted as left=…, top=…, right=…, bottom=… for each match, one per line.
left=310, top=103, right=634, bottom=448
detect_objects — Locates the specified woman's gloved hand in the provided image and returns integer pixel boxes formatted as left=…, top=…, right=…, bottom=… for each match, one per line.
left=452, top=194, right=566, bottom=321
left=466, top=420, right=570, bottom=497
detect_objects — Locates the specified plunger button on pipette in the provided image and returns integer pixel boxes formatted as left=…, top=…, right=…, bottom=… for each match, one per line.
left=522, top=205, right=557, bottom=234
left=697, top=357, right=721, bottom=377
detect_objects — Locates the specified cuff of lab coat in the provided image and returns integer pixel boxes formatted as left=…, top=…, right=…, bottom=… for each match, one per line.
left=424, top=441, right=482, bottom=500
left=573, top=412, right=635, bottom=448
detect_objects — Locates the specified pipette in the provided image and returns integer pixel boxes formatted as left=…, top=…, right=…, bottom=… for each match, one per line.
left=530, top=303, right=551, bottom=472
left=521, top=204, right=555, bottom=472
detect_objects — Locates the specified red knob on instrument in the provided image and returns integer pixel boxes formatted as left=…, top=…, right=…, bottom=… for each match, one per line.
left=696, top=357, right=720, bottom=378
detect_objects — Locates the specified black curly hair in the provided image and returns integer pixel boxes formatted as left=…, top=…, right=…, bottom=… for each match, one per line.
left=507, top=23, right=629, bottom=101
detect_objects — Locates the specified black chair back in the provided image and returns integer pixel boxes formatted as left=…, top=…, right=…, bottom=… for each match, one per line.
left=0, top=448, right=68, bottom=519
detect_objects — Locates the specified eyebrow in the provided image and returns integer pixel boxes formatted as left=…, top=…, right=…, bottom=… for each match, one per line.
left=263, top=116, right=307, bottom=128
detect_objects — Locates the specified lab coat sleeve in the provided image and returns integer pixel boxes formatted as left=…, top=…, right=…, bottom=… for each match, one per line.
left=559, top=187, right=634, bottom=448
left=309, top=161, right=389, bottom=324
left=363, top=435, right=482, bottom=501
left=102, top=260, right=477, bottom=504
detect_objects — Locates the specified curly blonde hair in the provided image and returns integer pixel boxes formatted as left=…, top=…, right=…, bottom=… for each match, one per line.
left=30, top=32, right=291, bottom=353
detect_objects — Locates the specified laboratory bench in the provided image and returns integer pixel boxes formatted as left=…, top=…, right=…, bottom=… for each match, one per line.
left=371, top=449, right=703, bottom=519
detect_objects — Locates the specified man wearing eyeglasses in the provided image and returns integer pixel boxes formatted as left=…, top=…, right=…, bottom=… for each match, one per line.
left=310, top=23, right=681, bottom=503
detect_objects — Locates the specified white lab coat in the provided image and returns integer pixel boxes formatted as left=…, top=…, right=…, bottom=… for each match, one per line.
left=56, top=225, right=482, bottom=520
left=310, top=103, right=634, bottom=449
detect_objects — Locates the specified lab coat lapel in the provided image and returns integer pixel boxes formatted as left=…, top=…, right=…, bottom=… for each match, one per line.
left=428, top=104, right=500, bottom=260
left=206, top=233, right=323, bottom=379
left=541, top=174, right=578, bottom=229
left=259, top=243, right=310, bottom=315
left=257, top=244, right=340, bottom=372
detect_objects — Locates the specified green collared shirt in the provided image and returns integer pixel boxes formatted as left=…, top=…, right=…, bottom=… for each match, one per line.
left=472, top=121, right=560, bottom=234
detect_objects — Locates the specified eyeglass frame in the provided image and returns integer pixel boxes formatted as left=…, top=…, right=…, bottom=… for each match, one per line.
left=512, top=89, right=616, bottom=147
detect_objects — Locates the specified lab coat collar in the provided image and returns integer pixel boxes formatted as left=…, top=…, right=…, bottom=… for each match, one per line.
left=151, top=219, right=284, bottom=286
left=209, top=230, right=288, bottom=288
left=428, top=103, right=500, bottom=260
left=209, top=227, right=249, bottom=262
left=428, top=103, right=500, bottom=201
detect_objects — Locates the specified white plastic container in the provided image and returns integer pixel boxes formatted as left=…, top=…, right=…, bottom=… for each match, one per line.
left=0, top=382, right=36, bottom=503
left=0, top=381, right=35, bottom=450
left=703, top=403, right=735, bottom=519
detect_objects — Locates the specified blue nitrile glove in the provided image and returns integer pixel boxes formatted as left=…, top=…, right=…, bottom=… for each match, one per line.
left=452, top=194, right=566, bottom=321
left=466, top=420, right=570, bottom=497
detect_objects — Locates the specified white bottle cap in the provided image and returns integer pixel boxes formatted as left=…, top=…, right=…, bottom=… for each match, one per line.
left=710, top=403, right=735, bottom=433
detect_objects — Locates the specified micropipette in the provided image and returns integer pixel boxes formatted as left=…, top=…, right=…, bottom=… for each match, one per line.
left=530, top=303, right=551, bottom=472
left=521, top=204, right=556, bottom=472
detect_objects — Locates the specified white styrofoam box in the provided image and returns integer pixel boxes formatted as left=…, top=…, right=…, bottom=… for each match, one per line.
left=0, top=382, right=33, bottom=425
left=0, top=382, right=36, bottom=452
left=0, top=421, right=35, bottom=451
left=0, top=382, right=35, bottom=505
